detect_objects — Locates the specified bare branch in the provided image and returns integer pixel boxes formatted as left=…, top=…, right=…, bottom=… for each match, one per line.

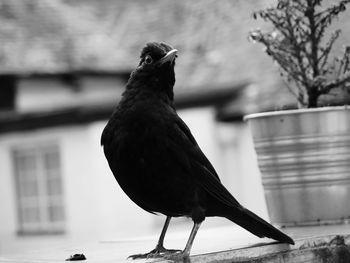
left=339, top=46, right=350, bottom=75
left=315, top=0, right=350, bottom=41
left=318, top=29, right=341, bottom=74
left=284, top=7, right=311, bottom=89
left=320, top=71, right=350, bottom=94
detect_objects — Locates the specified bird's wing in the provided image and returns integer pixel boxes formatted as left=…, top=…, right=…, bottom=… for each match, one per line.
left=173, top=118, right=220, bottom=181
left=192, top=160, right=240, bottom=207
left=167, top=116, right=240, bottom=207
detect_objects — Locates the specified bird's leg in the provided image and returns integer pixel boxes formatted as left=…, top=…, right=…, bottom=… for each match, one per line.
left=164, top=222, right=202, bottom=261
left=149, top=216, right=182, bottom=256
left=128, top=216, right=181, bottom=259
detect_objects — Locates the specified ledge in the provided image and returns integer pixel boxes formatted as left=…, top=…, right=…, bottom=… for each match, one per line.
left=160, top=234, right=350, bottom=263
left=1, top=224, right=350, bottom=263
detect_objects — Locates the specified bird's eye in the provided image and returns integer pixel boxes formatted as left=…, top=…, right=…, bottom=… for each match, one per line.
left=144, top=55, right=153, bottom=64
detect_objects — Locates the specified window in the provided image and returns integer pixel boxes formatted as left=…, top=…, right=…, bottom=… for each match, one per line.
left=13, top=144, right=65, bottom=235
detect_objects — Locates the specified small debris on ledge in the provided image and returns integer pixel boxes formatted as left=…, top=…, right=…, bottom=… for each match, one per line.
left=65, top=253, right=86, bottom=261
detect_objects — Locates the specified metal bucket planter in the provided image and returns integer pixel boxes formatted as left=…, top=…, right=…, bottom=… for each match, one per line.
left=244, top=106, right=350, bottom=226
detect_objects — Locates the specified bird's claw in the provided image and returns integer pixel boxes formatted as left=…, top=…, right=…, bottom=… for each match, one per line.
left=128, top=246, right=182, bottom=260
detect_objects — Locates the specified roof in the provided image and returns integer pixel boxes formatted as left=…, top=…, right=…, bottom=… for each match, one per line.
left=0, top=0, right=278, bottom=93
left=1, top=0, right=349, bottom=114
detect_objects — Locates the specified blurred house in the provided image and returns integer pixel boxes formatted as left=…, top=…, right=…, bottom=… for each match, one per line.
left=0, top=0, right=276, bottom=255
left=7, top=0, right=349, bottom=255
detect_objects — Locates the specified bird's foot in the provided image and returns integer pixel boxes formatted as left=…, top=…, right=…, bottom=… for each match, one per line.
left=128, top=245, right=181, bottom=260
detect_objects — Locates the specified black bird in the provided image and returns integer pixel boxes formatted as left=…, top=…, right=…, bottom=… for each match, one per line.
left=101, top=42, right=294, bottom=260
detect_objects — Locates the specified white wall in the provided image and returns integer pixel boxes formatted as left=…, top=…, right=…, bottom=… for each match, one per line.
left=0, top=123, right=156, bottom=255
left=216, top=122, right=268, bottom=219
left=0, top=133, right=18, bottom=248
left=16, top=76, right=125, bottom=112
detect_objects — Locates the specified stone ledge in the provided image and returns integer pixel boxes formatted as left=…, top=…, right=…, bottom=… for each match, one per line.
left=156, top=234, right=350, bottom=263
left=2, top=224, right=350, bottom=263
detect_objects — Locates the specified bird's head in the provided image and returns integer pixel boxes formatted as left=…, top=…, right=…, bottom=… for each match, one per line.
left=127, top=42, right=178, bottom=96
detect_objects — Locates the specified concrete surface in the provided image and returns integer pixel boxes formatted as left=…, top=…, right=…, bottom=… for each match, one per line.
left=1, top=224, right=350, bottom=263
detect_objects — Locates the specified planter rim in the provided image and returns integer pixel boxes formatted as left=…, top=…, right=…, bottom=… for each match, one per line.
left=243, top=105, right=350, bottom=121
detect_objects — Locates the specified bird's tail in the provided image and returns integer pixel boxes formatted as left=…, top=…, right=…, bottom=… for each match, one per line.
left=225, top=206, right=294, bottom=245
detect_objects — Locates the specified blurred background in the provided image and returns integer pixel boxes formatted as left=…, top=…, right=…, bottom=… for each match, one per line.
left=0, top=0, right=349, bottom=257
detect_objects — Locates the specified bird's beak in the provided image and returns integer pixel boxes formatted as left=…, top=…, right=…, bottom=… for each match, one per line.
left=157, top=49, right=178, bottom=65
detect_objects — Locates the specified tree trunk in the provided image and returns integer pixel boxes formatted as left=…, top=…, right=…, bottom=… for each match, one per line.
left=307, top=90, right=319, bottom=108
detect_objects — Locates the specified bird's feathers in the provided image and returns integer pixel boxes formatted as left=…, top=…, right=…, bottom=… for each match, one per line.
left=101, top=41, right=294, bottom=246
left=140, top=42, right=174, bottom=60
left=226, top=208, right=295, bottom=244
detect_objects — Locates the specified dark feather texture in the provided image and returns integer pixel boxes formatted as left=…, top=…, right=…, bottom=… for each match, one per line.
left=101, top=42, right=294, bottom=254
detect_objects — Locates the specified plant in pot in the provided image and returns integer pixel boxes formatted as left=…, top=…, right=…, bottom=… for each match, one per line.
left=245, top=0, right=350, bottom=226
